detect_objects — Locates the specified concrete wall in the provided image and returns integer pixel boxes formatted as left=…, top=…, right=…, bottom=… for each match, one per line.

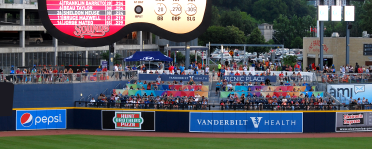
left=303, top=37, right=372, bottom=70
left=13, top=81, right=126, bottom=108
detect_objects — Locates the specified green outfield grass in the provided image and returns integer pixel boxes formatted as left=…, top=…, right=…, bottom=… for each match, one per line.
left=0, top=135, right=370, bottom=149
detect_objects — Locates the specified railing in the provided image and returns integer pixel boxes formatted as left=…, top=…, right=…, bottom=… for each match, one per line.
left=1, top=70, right=138, bottom=84
left=323, top=73, right=372, bottom=84
left=74, top=101, right=366, bottom=111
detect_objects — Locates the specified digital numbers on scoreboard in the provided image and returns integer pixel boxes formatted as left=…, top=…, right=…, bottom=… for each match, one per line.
left=47, top=0, right=126, bottom=39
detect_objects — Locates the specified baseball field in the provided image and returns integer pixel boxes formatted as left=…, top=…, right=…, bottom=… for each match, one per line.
left=0, top=130, right=371, bottom=149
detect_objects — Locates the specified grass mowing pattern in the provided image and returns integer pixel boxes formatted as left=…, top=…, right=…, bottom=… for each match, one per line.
left=0, top=135, right=370, bottom=149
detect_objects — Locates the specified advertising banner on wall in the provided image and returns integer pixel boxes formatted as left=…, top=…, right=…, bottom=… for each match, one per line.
left=139, top=74, right=209, bottom=82
left=189, top=112, right=303, bottom=133
left=102, top=111, right=155, bottom=131
left=222, top=76, right=277, bottom=83
left=327, top=84, right=368, bottom=104
left=16, top=109, right=67, bottom=130
left=336, top=112, right=372, bottom=132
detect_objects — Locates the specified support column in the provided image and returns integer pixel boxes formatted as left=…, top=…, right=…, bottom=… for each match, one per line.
left=244, top=46, right=246, bottom=65
left=185, top=42, right=190, bottom=69
left=109, top=43, right=115, bottom=71
left=20, top=9, right=25, bottom=26
left=19, top=31, right=25, bottom=48
left=53, top=37, right=58, bottom=66
left=320, top=21, right=324, bottom=71
left=149, top=32, right=152, bottom=44
left=4, top=13, right=7, bottom=22
left=346, top=22, right=350, bottom=66
left=85, top=50, right=88, bottom=65
left=139, top=31, right=143, bottom=51
left=22, top=52, right=25, bottom=66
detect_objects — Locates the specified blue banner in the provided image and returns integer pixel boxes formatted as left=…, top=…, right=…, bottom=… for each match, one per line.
left=190, top=112, right=303, bottom=133
left=223, top=76, right=277, bottom=82
left=16, top=109, right=67, bottom=130
left=139, top=74, right=209, bottom=82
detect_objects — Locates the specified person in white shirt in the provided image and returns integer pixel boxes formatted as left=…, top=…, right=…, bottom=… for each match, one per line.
left=195, top=94, right=201, bottom=102
left=89, top=98, right=96, bottom=106
left=114, top=65, right=119, bottom=79
left=205, top=66, right=209, bottom=75
left=156, top=76, right=161, bottom=84
left=243, top=65, right=247, bottom=71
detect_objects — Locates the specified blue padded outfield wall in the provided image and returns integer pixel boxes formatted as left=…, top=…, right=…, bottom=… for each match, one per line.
left=13, top=81, right=125, bottom=108
left=0, top=109, right=339, bottom=133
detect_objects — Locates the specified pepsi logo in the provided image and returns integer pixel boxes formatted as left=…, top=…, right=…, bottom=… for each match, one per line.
left=20, top=113, right=33, bottom=127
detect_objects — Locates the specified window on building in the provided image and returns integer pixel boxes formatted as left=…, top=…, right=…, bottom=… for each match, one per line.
left=57, top=51, right=86, bottom=66
left=0, top=53, right=22, bottom=68
left=25, top=52, right=55, bottom=66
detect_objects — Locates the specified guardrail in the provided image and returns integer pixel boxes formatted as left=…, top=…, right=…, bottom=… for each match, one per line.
left=74, top=101, right=366, bottom=111
left=323, top=73, right=372, bottom=84
left=1, top=71, right=138, bottom=84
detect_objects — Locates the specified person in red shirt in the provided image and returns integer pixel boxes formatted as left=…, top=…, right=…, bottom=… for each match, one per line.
left=235, top=72, right=240, bottom=76
left=53, top=68, right=58, bottom=82
left=266, top=94, right=271, bottom=98
left=169, top=64, right=174, bottom=74
left=236, top=81, right=241, bottom=86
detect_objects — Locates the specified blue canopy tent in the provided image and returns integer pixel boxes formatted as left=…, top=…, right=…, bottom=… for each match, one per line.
left=124, top=51, right=173, bottom=69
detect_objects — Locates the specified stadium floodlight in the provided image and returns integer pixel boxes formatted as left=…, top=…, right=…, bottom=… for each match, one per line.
left=318, top=5, right=329, bottom=21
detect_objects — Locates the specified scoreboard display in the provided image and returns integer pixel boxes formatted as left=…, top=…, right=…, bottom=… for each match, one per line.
left=39, top=0, right=212, bottom=47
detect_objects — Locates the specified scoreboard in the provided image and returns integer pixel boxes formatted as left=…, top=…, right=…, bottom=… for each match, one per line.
left=47, top=0, right=126, bottom=39
left=39, top=0, right=212, bottom=47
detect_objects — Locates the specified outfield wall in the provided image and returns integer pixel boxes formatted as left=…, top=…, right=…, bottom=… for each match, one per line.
left=13, top=81, right=125, bottom=108
left=2, top=108, right=371, bottom=133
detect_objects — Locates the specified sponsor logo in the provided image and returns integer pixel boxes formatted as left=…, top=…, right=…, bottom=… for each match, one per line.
left=20, top=113, right=33, bottom=127
left=354, top=85, right=365, bottom=94
left=329, top=85, right=365, bottom=97
left=74, top=25, right=110, bottom=38
left=343, top=113, right=364, bottom=125
left=16, top=110, right=66, bottom=130
left=195, top=118, right=296, bottom=127
left=112, top=112, right=144, bottom=129
left=141, top=57, right=155, bottom=61
left=250, top=117, right=263, bottom=128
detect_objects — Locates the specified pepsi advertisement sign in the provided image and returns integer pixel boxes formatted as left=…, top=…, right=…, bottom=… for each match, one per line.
left=222, top=76, right=277, bottom=83
left=139, top=74, right=209, bottom=82
left=190, top=112, right=303, bottom=133
left=16, top=110, right=66, bottom=130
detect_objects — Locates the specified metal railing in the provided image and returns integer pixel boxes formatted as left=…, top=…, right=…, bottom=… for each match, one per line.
left=73, top=101, right=368, bottom=111
left=323, top=73, right=372, bottom=84
left=1, top=70, right=138, bottom=84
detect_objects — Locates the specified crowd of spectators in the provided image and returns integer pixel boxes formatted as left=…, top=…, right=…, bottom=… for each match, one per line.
left=219, top=93, right=337, bottom=111
left=91, top=91, right=209, bottom=110
left=126, top=78, right=205, bottom=91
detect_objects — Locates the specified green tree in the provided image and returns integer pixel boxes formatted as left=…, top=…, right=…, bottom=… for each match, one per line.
left=210, top=6, right=221, bottom=26
left=198, top=26, right=246, bottom=46
left=282, top=55, right=298, bottom=66
left=360, top=0, right=372, bottom=34
left=247, top=27, right=268, bottom=56
left=291, top=37, right=303, bottom=49
left=252, top=0, right=288, bottom=23
left=273, top=14, right=316, bottom=48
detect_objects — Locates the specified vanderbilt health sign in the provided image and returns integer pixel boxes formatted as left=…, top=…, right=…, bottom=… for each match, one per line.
left=189, top=112, right=303, bottom=133
left=139, top=74, right=209, bottom=82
